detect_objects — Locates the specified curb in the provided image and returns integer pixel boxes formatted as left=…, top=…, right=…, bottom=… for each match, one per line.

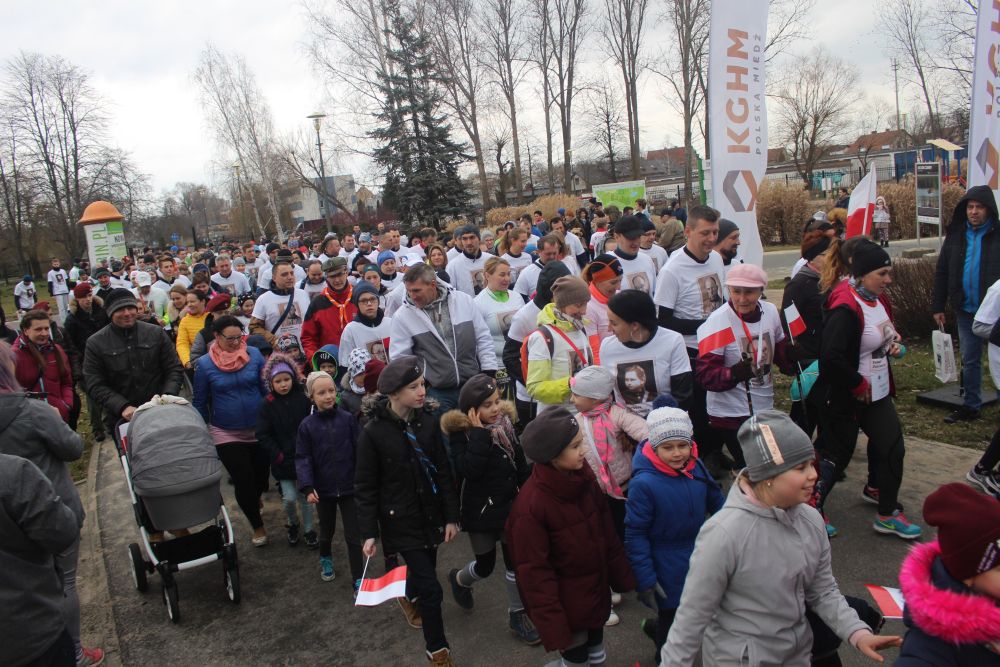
left=78, top=437, right=124, bottom=666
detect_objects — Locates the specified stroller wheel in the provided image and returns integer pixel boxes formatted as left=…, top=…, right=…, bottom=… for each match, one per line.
left=163, top=580, right=181, bottom=623
left=128, top=543, right=148, bottom=592
left=225, top=566, right=241, bottom=604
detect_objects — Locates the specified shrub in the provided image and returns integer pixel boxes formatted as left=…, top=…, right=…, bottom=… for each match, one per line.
left=886, top=258, right=936, bottom=340
left=879, top=175, right=965, bottom=240
left=756, top=181, right=830, bottom=246
left=485, top=194, right=582, bottom=227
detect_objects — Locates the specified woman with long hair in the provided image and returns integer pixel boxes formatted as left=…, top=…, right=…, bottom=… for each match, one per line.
left=425, top=243, right=451, bottom=285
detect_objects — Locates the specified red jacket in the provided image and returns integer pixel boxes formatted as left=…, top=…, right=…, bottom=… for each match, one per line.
left=301, top=285, right=357, bottom=363
left=505, top=462, right=636, bottom=651
left=13, top=335, right=74, bottom=422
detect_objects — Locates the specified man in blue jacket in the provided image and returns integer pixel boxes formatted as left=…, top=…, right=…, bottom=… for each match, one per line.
left=932, top=185, right=1000, bottom=423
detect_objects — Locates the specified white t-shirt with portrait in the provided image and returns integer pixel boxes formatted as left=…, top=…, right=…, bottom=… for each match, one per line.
left=14, top=281, right=36, bottom=309
left=251, top=288, right=311, bottom=360
left=641, top=244, right=669, bottom=274
left=47, top=269, right=69, bottom=295
left=501, top=252, right=533, bottom=285
left=212, top=270, right=251, bottom=296
left=614, top=251, right=657, bottom=296
left=599, top=327, right=690, bottom=418
left=474, top=289, right=524, bottom=359
left=338, top=317, right=393, bottom=366
left=655, top=248, right=726, bottom=349
left=856, top=296, right=896, bottom=403
left=448, top=251, right=495, bottom=297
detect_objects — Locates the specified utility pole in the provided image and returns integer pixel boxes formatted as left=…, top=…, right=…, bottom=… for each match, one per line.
left=891, top=59, right=902, bottom=132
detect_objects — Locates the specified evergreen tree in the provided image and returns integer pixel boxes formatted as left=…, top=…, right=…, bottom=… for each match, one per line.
left=369, top=0, right=470, bottom=228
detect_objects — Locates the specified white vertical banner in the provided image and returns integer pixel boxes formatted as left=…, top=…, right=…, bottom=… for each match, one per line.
left=969, top=0, right=1000, bottom=213
left=708, top=0, right=768, bottom=267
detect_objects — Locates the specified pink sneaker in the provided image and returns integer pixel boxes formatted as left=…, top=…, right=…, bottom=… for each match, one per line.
left=77, top=646, right=105, bottom=667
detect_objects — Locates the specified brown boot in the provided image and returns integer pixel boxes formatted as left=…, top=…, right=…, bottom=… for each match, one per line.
left=397, top=596, right=423, bottom=629
left=426, top=647, right=454, bottom=666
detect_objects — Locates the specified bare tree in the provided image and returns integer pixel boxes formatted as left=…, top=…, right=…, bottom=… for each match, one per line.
left=0, top=118, right=35, bottom=271
left=653, top=0, right=709, bottom=202
left=584, top=79, right=627, bottom=182
left=933, top=0, right=976, bottom=91
left=765, top=0, right=818, bottom=62
left=485, top=123, right=513, bottom=206
left=429, top=0, right=491, bottom=209
left=194, top=45, right=285, bottom=241
left=774, top=47, right=860, bottom=189
left=877, top=0, right=942, bottom=137
left=533, top=0, right=589, bottom=192
left=480, top=0, right=531, bottom=201
left=279, top=131, right=358, bottom=224
left=603, top=0, right=649, bottom=178
left=532, top=0, right=558, bottom=194
left=851, top=97, right=898, bottom=172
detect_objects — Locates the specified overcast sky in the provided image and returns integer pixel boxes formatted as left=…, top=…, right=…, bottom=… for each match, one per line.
left=0, top=0, right=900, bottom=197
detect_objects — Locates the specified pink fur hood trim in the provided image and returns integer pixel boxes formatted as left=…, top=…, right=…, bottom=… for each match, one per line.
left=899, top=540, right=1000, bottom=645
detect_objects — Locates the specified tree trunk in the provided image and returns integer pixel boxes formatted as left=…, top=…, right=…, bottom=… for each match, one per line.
left=543, top=89, right=555, bottom=194
left=509, top=94, right=524, bottom=203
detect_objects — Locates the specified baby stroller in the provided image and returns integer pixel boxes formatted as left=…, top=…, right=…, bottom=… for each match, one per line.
left=114, top=399, right=240, bottom=623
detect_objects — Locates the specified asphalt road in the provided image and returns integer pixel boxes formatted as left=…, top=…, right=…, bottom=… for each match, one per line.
left=762, top=237, right=943, bottom=281
left=82, top=428, right=986, bottom=667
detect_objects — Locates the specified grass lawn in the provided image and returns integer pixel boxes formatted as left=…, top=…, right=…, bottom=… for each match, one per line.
left=773, top=341, right=994, bottom=452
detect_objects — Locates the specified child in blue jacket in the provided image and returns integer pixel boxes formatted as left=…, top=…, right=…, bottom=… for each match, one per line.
left=624, top=403, right=725, bottom=665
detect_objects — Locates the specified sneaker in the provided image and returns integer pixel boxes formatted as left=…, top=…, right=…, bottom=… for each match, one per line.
left=640, top=617, right=658, bottom=643
left=610, top=591, right=622, bottom=606
left=873, top=510, right=923, bottom=540
left=605, top=609, right=620, bottom=626
left=286, top=523, right=299, bottom=546
left=824, top=514, right=838, bottom=539
left=508, top=609, right=542, bottom=645
left=93, top=432, right=106, bottom=443
left=426, top=647, right=455, bottom=666
left=77, top=647, right=105, bottom=667
left=251, top=527, right=268, bottom=547
left=967, top=467, right=1000, bottom=496
left=448, top=568, right=474, bottom=610
left=861, top=485, right=905, bottom=512
left=945, top=407, right=980, bottom=424
left=303, top=530, right=319, bottom=549
left=353, top=578, right=362, bottom=600
left=320, top=556, right=335, bottom=581
left=398, top=596, right=423, bottom=629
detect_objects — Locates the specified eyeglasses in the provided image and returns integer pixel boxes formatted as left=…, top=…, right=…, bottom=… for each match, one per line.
left=220, top=333, right=243, bottom=343
left=357, top=297, right=379, bottom=305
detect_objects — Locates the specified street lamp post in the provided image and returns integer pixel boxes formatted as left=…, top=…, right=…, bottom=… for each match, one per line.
left=307, top=112, right=333, bottom=235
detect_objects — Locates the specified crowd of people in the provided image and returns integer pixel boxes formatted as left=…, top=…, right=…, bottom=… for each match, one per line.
left=2, top=193, right=999, bottom=667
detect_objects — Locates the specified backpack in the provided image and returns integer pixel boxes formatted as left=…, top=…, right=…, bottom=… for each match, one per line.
left=519, top=326, right=554, bottom=384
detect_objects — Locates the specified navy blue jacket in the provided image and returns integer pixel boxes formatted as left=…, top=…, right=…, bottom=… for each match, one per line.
left=624, top=445, right=724, bottom=609
left=192, top=347, right=266, bottom=430
left=295, top=406, right=360, bottom=498
left=256, top=387, right=312, bottom=480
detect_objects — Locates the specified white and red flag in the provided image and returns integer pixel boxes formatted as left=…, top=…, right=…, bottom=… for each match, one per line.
left=845, top=170, right=878, bottom=238
left=355, top=566, right=408, bottom=607
left=698, top=324, right=737, bottom=357
left=864, top=584, right=905, bottom=619
left=784, top=304, right=806, bottom=339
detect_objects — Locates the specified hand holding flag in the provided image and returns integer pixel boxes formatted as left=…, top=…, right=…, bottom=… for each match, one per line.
left=355, top=563, right=409, bottom=607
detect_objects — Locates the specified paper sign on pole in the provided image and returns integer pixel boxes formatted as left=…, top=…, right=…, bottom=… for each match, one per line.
left=969, top=0, right=1000, bottom=212
left=707, top=0, right=768, bottom=267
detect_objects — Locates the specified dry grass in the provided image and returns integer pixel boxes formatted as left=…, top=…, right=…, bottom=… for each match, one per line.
left=485, top=194, right=583, bottom=228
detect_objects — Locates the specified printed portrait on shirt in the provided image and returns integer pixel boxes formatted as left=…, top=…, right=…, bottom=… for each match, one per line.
left=739, top=331, right=773, bottom=384
left=875, top=320, right=897, bottom=359
left=497, top=310, right=517, bottom=337
left=698, top=274, right=724, bottom=316
left=471, top=269, right=485, bottom=293
left=616, top=361, right=657, bottom=406
left=625, top=272, right=651, bottom=293
left=366, top=338, right=389, bottom=364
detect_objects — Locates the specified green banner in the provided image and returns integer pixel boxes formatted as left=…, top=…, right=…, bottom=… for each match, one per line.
left=591, top=180, right=646, bottom=213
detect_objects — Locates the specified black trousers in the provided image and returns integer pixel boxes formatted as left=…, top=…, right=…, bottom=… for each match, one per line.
left=815, top=397, right=904, bottom=516
left=215, top=442, right=269, bottom=530
left=401, top=547, right=448, bottom=653
left=561, top=627, right=604, bottom=663
left=980, top=426, right=1000, bottom=471
left=606, top=496, right=626, bottom=543
left=316, top=495, right=364, bottom=580
left=654, top=608, right=677, bottom=665
left=685, top=348, right=714, bottom=458
left=23, top=628, right=74, bottom=667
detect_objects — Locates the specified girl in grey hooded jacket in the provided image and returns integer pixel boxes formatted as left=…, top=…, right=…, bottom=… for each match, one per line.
left=662, top=410, right=901, bottom=666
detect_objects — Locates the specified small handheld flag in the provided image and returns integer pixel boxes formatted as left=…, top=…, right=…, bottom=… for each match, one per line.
left=784, top=303, right=806, bottom=339
left=355, top=565, right=408, bottom=607
left=865, top=584, right=905, bottom=619
left=698, top=324, right=736, bottom=357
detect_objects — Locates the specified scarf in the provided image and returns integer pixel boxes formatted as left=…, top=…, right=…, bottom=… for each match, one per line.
left=486, top=289, right=509, bottom=303
left=379, top=270, right=397, bottom=283
left=580, top=399, right=623, bottom=498
left=641, top=440, right=698, bottom=478
left=323, top=284, right=354, bottom=327
left=553, top=306, right=587, bottom=332
left=463, top=249, right=483, bottom=260
left=354, top=307, right=385, bottom=327
left=485, top=414, right=519, bottom=467
left=849, top=277, right=879, bottom=303
left=209, top=339, right=250, bottom=372
left=588, top=281, right=609, bottom=305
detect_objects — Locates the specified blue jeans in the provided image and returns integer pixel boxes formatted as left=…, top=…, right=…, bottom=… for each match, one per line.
left=427, top=386, right=460, bottom=466
left=957, top=310, right=984, bottom=410
left=278, top=479, right=314, bottom=534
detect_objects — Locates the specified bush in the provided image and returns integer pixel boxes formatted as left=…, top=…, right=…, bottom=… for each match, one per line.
left=485, top=194, right=582, bottom=228
left=879, top=175, right=965, bottom=240
left=756, top=181, right=831, bottom=246
left=885, top=258, right=937, bottom=340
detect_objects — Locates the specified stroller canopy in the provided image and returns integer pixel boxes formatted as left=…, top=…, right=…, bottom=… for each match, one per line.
left=127, top=403, right=222, bottom=498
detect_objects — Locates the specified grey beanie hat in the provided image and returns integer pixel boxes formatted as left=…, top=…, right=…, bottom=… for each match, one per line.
left=521, top=406, right=580, bottom=463
left=104, top=288, right=138, bottom=316
left=570, top=366, right=614, bottom=400
left=738, top=410, right=815, bottom=482
left=647, top=407, right=693, bottom=447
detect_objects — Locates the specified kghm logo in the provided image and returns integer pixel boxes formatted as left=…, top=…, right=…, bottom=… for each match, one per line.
left=977, top=1, right=1000, bottom=189
left=721, top=26, right=763, bottom=212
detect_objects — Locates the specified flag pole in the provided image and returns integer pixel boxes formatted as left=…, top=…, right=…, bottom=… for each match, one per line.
left=741, top=352, right=755, bottom=417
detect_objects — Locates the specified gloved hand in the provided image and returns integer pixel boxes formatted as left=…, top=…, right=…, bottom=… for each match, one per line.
left=636, top=583, right=667, bottom=610
left=730, top=358, right=755, bottom=382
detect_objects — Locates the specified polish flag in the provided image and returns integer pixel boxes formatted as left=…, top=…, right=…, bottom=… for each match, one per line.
left=864, top=584, right=905, bottom=619
left=784, top=304, right=806, bottom=339
left=355, top=566, right=408, bottom=607
left=698, top=324, right=736, bottom=357
left=845, top=170, right=878, bottom=238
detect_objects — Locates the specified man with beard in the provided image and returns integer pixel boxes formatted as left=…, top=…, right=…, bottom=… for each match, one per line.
left=447, top=225, right=495, bottom=296
left=301, top=257, right=357, bottom=363
left=714, top=218, right=743, bottom=285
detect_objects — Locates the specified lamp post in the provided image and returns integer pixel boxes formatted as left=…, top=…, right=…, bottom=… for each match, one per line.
left=307, top=111, right=333, bottom=235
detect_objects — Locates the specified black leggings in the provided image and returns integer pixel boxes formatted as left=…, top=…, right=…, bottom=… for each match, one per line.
left=315, top=495, right=364, bottom=581
left=606, top=496, right=626, bottom=543
left=215, top=442, right=269, bottom=529
left=401, top=547, right=448, bottom=653
left=471, top=541, right=514, bottom=578
left=979, top=426, right=1000, bottom=471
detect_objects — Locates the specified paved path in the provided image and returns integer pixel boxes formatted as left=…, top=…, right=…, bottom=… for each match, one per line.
left=763, top=237, right=942, bottom=280
left=79, top=432, right=981, bottom=667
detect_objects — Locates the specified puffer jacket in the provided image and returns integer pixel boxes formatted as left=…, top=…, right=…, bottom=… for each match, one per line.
left=355, top=396, right=459, bottom=554
left=64, top=296, right=108, bottom=361
left=295, top=405, right=360, bottom=498
left=505, top=462, right=636, bottom=652
left=301, top=285, right=358, bottom=363
left=83, top=320, right=184, bottom=429
left=896, top=540, right=1000, bottom=666
left=192, top=345, right=266, bottom=430
left=933, top=184, right=1000, bottom=314
left=441, top=401, right=530, bottom=533
left=624, top=443, right=724, bottom=609
left=256, top=386, right=312, bottom=480
left=12, top=335, right=74, bottom=422
left=0, top=393, right=84, bottom=526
